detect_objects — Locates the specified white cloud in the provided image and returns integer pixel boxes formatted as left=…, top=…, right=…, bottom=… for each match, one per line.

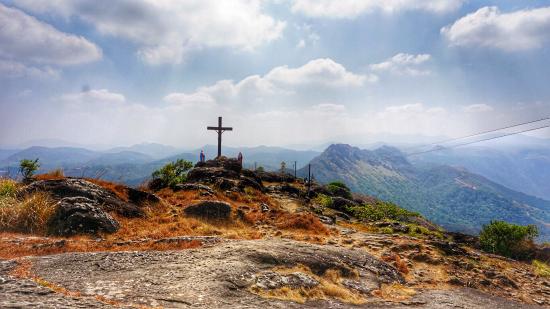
left=13, top=0, right=285, bottom=65
left=166, top=58, right=370, bottom=107
left=370, top=53, right=431, bottom=76
left=296, top=39, right=306, bottom=49
left=463, top=104, right=494, bottom=113
left=291, top=0, right=464, bottom=18
left=163, top=92, right=217, bottom=109
left=265, top=58, right=372, bottom=87
left=441, top=6, right=550, bottom=51
left=0, top=3, right=102, bottom=66
left=61, top=89, right=126, bottom=105
left=0, top=59, right=60, bottom=79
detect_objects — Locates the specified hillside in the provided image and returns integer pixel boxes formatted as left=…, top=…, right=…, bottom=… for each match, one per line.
left=411, top=146, right=550, bottom=200
left=301, top=144, right=550, bottom=240
left=1, top=158, right=549, bottom=307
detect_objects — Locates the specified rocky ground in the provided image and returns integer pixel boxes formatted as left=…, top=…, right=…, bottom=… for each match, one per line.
left=1, top=239, right=543, bottom=308
left=1, top=157, right=549, bottom=308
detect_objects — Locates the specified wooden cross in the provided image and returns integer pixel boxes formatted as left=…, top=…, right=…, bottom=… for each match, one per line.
left=207, top=116, right=233, bottom=158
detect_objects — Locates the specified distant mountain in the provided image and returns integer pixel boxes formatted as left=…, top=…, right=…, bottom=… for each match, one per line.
left=0, top=146, right=99, bottom=169
left=106, top=143, right=181, bottom=159
left=0, top=149, right=20, bottom=161
left=301, top=144, right=550, bottom=241
left=411, top=146, right=550, bottom=200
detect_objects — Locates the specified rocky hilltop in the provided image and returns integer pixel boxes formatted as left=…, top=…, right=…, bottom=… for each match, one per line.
left=0, top=157, right=549, bottom=308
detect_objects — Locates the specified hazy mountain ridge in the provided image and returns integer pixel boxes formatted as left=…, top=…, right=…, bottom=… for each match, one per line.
left=302, top=144, right=550, bottom=240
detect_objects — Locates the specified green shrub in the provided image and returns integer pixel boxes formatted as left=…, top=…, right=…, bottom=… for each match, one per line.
left=479, top=220, right=538, bottom=260
left=533, top=260, right=550, bottom=278
left=0, top=179, right=17, bottom=198
left=326, top=181, right=352, bottom=199
left=151, top=159, right=193, bottom=189
left=313, top=194, right=333, bottom=209
left=347, top=201, right=420, bottom=222
left=19, top=158, right=40, bottom=180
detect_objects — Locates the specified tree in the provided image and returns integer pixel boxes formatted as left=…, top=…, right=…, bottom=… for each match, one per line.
left=479, top=220, right=538, bottom=259
left=19, top=158, right=40, bottom=180
left=151, top=159, right=193, bottom=189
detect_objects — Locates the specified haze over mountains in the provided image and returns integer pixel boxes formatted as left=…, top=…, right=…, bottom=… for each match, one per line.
left=301, top=144, right=550, bottom=241
left=2, top=136, right=550, bottom=240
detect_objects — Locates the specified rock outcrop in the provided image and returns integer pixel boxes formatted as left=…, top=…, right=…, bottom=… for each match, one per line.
left=47, top=197, right=120, bottom=236
left=184, top=200, right=232, bottom=220
left=20, top=178, right=147, bottom=217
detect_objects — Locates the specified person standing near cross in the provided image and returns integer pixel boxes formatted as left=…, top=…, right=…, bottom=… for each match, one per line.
left=207, top=116, right=233, bottom=158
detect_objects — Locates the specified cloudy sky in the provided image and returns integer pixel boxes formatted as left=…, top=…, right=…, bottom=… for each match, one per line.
left=1, top=0, right=549, bottom=148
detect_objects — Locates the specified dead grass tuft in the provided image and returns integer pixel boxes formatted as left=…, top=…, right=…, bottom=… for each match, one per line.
left=275, top=212, right=329, bottom=235
left=382, top=253, right=409, bottom=275
left=0, top=192, right=57, bottom=234
left=251, top=265, right=365, bottom=305
left=372, top=283, right=416, bottom=301
left=34, top=169, right=65, bottom=181
left=85, top=178, right=129, bottom=201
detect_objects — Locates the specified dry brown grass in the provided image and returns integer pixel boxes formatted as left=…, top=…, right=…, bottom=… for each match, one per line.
left=275, top=212, right=330, bottom=235
left=251, top=265, right=366, bottom=305
left=34, top=169, right=65, bottom=181
left=0, top=233, right=203, bottom=259
left=382, top=253, right=409, bottom=275
left=85, top=178, right=129, bottom=201
left=372, top=283, right=416, bottom=301
left=0, top=192, right=57, bottom=234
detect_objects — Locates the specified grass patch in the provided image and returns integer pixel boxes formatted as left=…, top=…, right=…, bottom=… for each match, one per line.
left=347, top=201, right=420, bottom=222
left=34, top=169, right=65, bottom=181
left=0, top=178, right=18, bottom=198
left=0, top=192, right=57, bottom=234
left=251, top=265, right=365, bottom=305
left=85, top=178, right=130, bottom=201
left=533, top=260, right=550, bottom=278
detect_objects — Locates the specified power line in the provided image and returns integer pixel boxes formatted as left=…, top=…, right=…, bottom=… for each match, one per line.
left=403, top=117, right=550, bottom=151
left=406, top=124, right=550, bottom=156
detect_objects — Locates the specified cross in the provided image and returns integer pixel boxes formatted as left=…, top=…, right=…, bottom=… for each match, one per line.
left=207, top=116, right=233, bottom=158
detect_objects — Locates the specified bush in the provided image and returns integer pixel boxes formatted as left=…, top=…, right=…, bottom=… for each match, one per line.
left=479, top=220, right=538, bottom=260
left=19, top=159, right=40, bottom=180
left=326, top=181, right=352, bottom=199
left=151, top=159, right=193, bottom=189
left=347, top=201, right=419, bottom=222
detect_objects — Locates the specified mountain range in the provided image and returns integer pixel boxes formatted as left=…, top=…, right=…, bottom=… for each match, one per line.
left=300, top=144, right=550, bottom=241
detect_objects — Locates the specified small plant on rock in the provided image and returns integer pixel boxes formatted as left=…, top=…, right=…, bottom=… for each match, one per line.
left=151, top=159, right=193, bottom=189
left=326, top=181, right=352, bottom=199
left=479, top=220, right=538, bottom=260
left=19, top=158, right=40, bottom=180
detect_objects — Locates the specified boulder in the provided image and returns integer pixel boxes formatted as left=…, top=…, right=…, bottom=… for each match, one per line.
left=255, top=171, right=295, bottom=183
left=127, top=188, right=160, bottom=205
left=214, top=178, right=240, bottom=191
left=238, top=176, right=264, bottom=192
left=329, top=197, right=359, bottom=213
left=187, top=167, right=239, bottom=183
left=194, top=156, right=242, bottom=173
left=47, top=197, right=120, bottom=236
left=173, top=183, right=215, bottom=195
left=20, top=178, right=144, bottom=217
left=184, top=200, right=232, bottom=220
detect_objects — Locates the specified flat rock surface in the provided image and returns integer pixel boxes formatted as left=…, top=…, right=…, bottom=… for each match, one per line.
left=0, top=239, right=543, bottom=308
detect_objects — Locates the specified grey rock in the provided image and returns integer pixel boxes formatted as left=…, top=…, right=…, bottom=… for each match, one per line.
left=20, top=178, right=144, bottom=217
left=184, top=200, right=232, bottom=220
left=255, top=271, right=319, bottom=290
left=47, top=197, right=120, bottom=236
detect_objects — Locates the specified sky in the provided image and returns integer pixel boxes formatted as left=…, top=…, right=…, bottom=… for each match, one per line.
left=1, top=0, right=550, bottom=149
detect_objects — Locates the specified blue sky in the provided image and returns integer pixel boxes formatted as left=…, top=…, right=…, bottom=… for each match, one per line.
left=1, top=0, right=549, bottom=148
